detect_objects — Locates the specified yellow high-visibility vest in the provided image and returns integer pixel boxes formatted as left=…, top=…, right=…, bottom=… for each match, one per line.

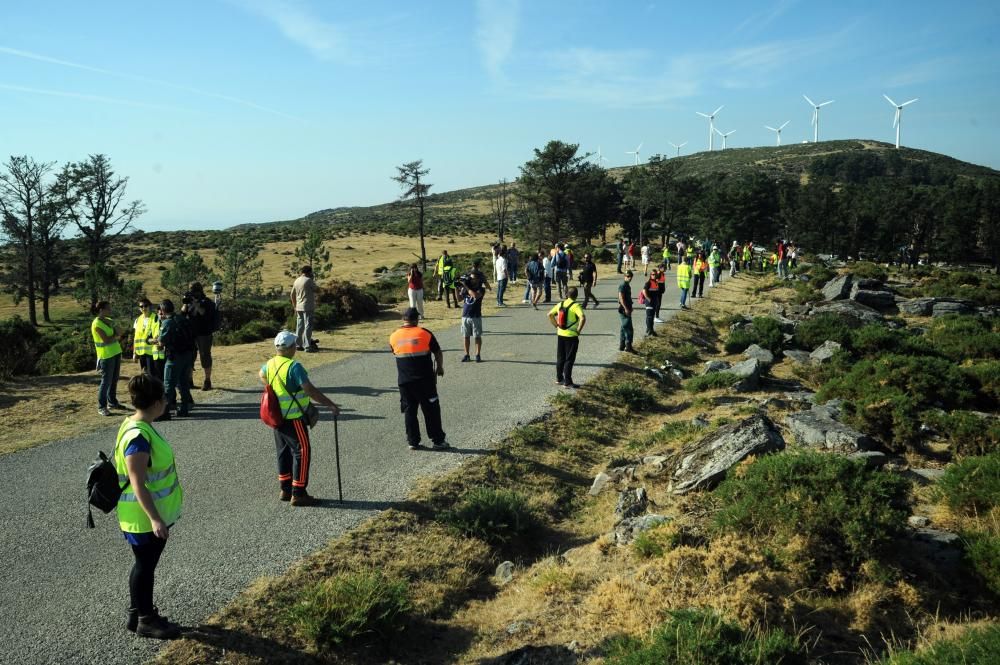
left=114, top=419, right=183, bottom=534
left=265, top=357, right=311, bottom=420
left=91, top=317, right=122, bottom=360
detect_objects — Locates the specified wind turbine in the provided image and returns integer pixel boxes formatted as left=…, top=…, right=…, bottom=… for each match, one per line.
left=595, top=145, right=610, bottom=166
left=803, top=95, right=834, bottom=143
left=765, top=121, right=790, bottom=146
left=883, top=94, right=918, bottom=149
left=625, top=142, right=643, bottom=166
left=714, top=127, right=735, bottom=150
left=668, top=141, right=688, bottom=157
left=696, top=105, right=724, bottom=151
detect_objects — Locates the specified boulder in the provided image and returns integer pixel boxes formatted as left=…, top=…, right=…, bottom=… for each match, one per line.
left=614, top=488, right=648, bottom=522
left=809, top=340, right=842, bottom=364
left=614, top=514, right=672, bottom=545
left=897, top=297, right=936, bottom=316
left=908, top=468, right=945, bottom=484
left=729, top=315, right=752, bottom=332
left=668, top=414, right=785, bottom=494
left=483, top=645, right=577, bottom=665
left=703, top=360, right=731, bottom=375
left=722, top=358, right=762, bottom=392
left=811, top=300, right=884, bottom=325
left=906, top=527, right=962, bottom=566
left=908, top=515, right=930, bottom=528
left=743, top=344, right=775, bottom=366
left=822, top=274, right=853, bottom=301
left=495, top=561, right=515, bottom=585
left=854, top=277, right=885, bottom=290
left=588, top=472, right=612, bottom=496
left=978, top=306, right=1000, bottom=318
left=785, top=403, right=873, bottom=452
left=851, top=289, right=897, bottom=312
left=848, top=450, right=889, bottom=468
left=783, top=349, right=813, bottom=364
left=931, top=300, right=975, bottom=317
left=690, top=414, right=710, bottom=428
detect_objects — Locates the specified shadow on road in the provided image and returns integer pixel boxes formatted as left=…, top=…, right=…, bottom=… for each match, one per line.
left=177, top=625, right=323, bottom=664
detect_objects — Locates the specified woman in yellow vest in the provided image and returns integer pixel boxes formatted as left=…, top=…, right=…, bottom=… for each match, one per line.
left=691, top=252, right=709, bottom=299
left=147, top=307, right=166, bottom=383
left=113, top=374, right=184, bottom=639
left=91, top=300, right=124, bottom=417
left=132, top=299, right=156, bottom=377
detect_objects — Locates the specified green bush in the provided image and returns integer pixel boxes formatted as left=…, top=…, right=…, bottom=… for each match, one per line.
left=792, top=281, right=822, bottom=304
left=724, top=317, right=783, bottom=354
left=923, top=411, right=1000, bottom=457
left=925, top=315, right=1000, bottom=362
left=363, top=275, right=407, bottom=304
left=287, top=570, right=411, bottom=647
left=807, top=264, right=836, bottom=285
left=964, top=360, right=1000, bottom=406
left=712, top=452, right=910, bottom=581
left=849, top=324, right=932, bottom=358
left=316, top=281, right=380, bottom=320
left=793, top=313, right=854, bottom=350
left=441, top=488, right=538, bottom=545
left=817, top=354, right=975, bottom=450
left=632, top=523, right=681, bottom=558
left=904, top=269, right=1000, bottom=306
left=36, top=331, right=94, bottom=375
left=608, top=380, right=658, bottom=412
left=851, top=261, right=888, bottom=282
left=877, top=624, right=1000, bottom=664
left=964, top=532, right=1000, bottom=597
left=0, top=316, right=43, bottom=379
left=685, top=372, right=741, bottom=393
left=603, top=608, right=806, bottom=665
left=937, top=453, right=1000, bottom=514
left=724, top=328, right=754, bottom=353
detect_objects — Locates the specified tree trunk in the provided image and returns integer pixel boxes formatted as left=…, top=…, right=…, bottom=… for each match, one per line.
left=41, top=277, right=51, bottom=323
left=418, top=197, right=427, bottom=273
left=26, top=239, right=37, bottom=327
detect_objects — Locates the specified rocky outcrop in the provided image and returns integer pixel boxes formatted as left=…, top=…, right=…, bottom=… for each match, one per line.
left=822, top=274, right=853, bottom=301
left=703, top=360, right=731, bottom=375
left=785, top=402, right=873, bottom=452
left=668, top=415, right=785, bottom=494
left=931, top=300, right=975, bottom=317
left=810, top=300, right=884, bottom=326
left=614, top=488, right=648, bottom=521
left=809, top=340, right=842, bottom=364
left=723, top=358, right=762, bottom=392
left=897, top=297, right=937, bottom=316
left=614, top=514, right=671, bottom=545
left=783, top=349, right=812, bottom=364
left=743, top=344, right=775, bottom=366
left=850, top=288, right=896, bottom=312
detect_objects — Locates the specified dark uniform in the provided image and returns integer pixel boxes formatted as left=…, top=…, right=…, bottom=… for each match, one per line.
left=389, top=324, right=446, bottom=448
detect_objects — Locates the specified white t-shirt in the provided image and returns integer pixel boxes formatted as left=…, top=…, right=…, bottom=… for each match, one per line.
left=494, top=256, right=508, bottom=281
left=543, top=256, right=554, bottom=279
left=641, top=245, right=650, bottom=262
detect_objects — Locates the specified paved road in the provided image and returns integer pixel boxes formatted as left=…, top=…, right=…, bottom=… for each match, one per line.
left=0, top=271, right=696, bottom=665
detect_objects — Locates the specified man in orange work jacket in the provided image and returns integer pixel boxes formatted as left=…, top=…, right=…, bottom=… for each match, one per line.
left=389, top=307, right=449, bottom=451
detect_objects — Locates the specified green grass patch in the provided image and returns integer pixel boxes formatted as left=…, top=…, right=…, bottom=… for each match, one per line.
left=510, top=424, right=551, bottom=448
left=851, top=261, right=888, bottom=282
left=793, top=312, right=854, bottom=350
left=963, top=532, right=1000, bottom=597
left=724, top=316, right=783, bottom=354
left=877, top=624, right=1000, bottom=664
left=923, top=411, right=1000, bottom=457
left=440, top=488, right=539, bottom=546
left=685, top=372, right=741, bottom=393
left=607, top=380, right=659, bottom=412
left=632, top=523, right=681, bottom=559
left=937, top=453, right=1000, bottom=514
left=925, top=315, right=1000, bottom=363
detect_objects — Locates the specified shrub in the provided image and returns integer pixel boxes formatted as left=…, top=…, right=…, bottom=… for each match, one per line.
left=712, top=452, right=910, bottom=581
left=793, top=313, right=854, bottom=350
left=603, top=608, right=806, bottom=665
left=363, top=275, right=407, bottom=304
left=724, top=328, right=754, bottom=353
left=317, top=281, right=380, bottom=320
left=923, top=411, right=1000, bottom=457
left=807, top=264, right=836, bottom=285
left=510, top=424, right=551, bottom=447
left=877, top=624, right=1000, bottom=664
left=724, top=316, right=783, bottom=354
left=937, top=453, right=1000, bottom=514
left=817, top=354, right=975, bottom=450
left=608, top=380, right=658, bottom=412
left=36, top=331, right=94, bottom=375
left=963, top=532, right=1000, bottom=597
left=964, top=360, right=1000, bottom=406
left=685, top=373, right=740, bottom=393
left=792, top=281, right=822, bottom=304
left=851, top=261, right=888, bottom=282
left=0, top=316, right=42, bottom=379
left=632, top=523, right=681, bottom=558
left=287, top=570, right=411, bottom=647
left=850, top=324, right=933, bottom=358
left=925, top=315, right=1000, bottom=362
left=441, top=488, right=538, bottom=545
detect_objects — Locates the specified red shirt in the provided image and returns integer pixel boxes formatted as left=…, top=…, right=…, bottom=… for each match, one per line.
left=408, top=272, right=423, bottom=290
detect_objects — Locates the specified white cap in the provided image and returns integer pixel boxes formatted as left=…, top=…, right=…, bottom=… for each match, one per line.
left=274, top=330, right=297, bottom=348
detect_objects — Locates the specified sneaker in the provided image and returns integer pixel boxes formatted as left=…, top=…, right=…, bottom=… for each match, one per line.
left=279, top=490, right=291, bottom=502
left=564, top=383, right=581, bottom=389
left=522, top=299, right=529, bottom=303
left=305, top=347, right=317, bottom=353
left=290, top=493, right=318, bottom=507
left=654, top=317, right=664, bottom=324
left=432, top=441, right=452, bottom=450
left=647, top=331, right=658, bottom=337
left=626, top=346, right=637, bottom=354
left=202, top=381, right=212, bottom=391
left=296, top=346, right=305, bottom=351
left=461, top=355, right=471, bottom=362
left=109, top=402, right=128, bottom=410
left=136, top=613, right=181, bottom=640
left=409, top=443, right=425, bottom=451
left=619, top=344, right=626, bottom=351
left=475, top=355, right=482, bottom=363
left=98, top=407, right=111, bottom=417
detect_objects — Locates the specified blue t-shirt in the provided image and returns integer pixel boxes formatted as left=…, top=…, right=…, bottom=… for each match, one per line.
left=462, top=292, right=483, bottom=318
left=122, top=434, right=153, bottom=545
left=260, top=359, right=309, bottom=392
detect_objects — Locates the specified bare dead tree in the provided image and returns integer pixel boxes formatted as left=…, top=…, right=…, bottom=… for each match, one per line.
left=490, top=178, right=512, bottom=242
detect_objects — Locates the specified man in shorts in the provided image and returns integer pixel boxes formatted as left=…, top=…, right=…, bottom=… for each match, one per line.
left=459, top=268, right=485, bottom=362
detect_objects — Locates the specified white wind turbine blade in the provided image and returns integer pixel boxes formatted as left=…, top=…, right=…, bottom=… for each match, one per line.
left=714, top=127, right=724, bottom=136
left=884, top=94, right=898, bottom=107
left=818, top=99, right=835, bottom=107
left=765, top=125, right=778, bottom=132
left=712, top=105, right=724, bottom=116
left=696, top=111, right=711, bottom=118
left=636, top=143, right=643, bottom=152
left=779, top=120, right=790, bottom=130
left=803, top=94, right=816, bottom=107
left=901, top=98, right=918, bottom=107
left=679, top=142, right=687, bottom=147
left=669, top=142, right=679, bottom=149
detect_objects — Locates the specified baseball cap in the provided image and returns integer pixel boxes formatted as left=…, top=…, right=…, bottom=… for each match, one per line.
left=402, top=307, right=420, bottom=322
left=274, top=331, right=297, bottom=348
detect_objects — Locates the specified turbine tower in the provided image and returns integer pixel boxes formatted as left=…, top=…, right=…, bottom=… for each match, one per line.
left=696, top=105, right=724, bottom=151
left=883, top=94, right=918, bottom=149
left=804, top=95, right=834, bottom=143
left=625, top=143, right=643, bottom=166
left=668, top=141, right=688, bottom=157
left=765, top=121, right=790, bottom=146
left=596, top=145, right=610, bottom=166
left=713, top=128, right=735, bottom=150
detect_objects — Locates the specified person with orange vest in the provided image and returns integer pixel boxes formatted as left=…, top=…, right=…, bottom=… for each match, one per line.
left=691, top=252, right=709, bottom=299
left=389, top=307, right=448, bottom=450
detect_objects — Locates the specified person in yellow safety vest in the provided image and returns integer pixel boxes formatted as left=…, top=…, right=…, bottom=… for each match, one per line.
left=260, top=331, right=340, bottom=506
left=685, top=244, right=695, bottom=262
left=92, top=300, right=125, bottom=417
left=708, top=246, right=722, bottom=287
left=132, top=299, right=157, bottom=377
left=435, top=250, right=454, bottom=302
left=742, top=243, right=753, bottom=272
left=547, top=287, right=587, bottom=388
left=113, top=373, right=184, bottom=639
left=676, top=257, right=693, bottom=309
left=147, top=310, right=166, bottom=382
left=661, top=244, right=672, bottom=270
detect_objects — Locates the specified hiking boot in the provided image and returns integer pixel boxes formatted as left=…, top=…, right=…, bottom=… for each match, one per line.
left=564, top=383, right=580, bottom=389
left=619, top=344, right=626, bottom=351
left=279, top=490, right=291, bottom=502
left=296, top=346, right=305, bottom=351
left=432, top=441, right=451, bottom=450
left=202, top=380, right=212, bottom=391
left=136, top=613, right=181, bottom=640
left=290, top=493, right=318, bottom=507
left=126, top=608, right=138, bottom=632
left=98, top=407, right=111, bottom=417
left=626, top=346, right=637, bottom=354
left=409, top=443, right=425, bottom=451
left=175, top=408, right=190, bottom=418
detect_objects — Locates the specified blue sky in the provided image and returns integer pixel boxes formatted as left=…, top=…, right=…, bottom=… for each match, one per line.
left=1, top=0, right=998, bottom=231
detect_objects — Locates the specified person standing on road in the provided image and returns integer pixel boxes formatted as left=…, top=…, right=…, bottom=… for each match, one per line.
left=542, top=250, right=555, bottom=303
left=578, top=253, right=600, bottom=309
left=290, top=265, right=318, bottom=353
left=708, top=245, right=722, bottom=288
left=641, top=243, right=650, bottom=275
left=186, top=283, right=217, bottom=390
left=729, top=241, right=740, bottom=277
left=132, top=299, right=156, bottom=377
left=459, top=267, right=485, bottom=362
left=677, top=257, right=692, bottom=309
left=547, top=287, right=586, bottom=388
left=260, top=331, right=340, bottom=506
left=616, top=238, right=625, bottom=273
left=435, top=250, right=453, bottom=301
left=554, top=243, right=570, bottom=299
left=114, top=373, right=184, bottom=640
left=92, top=300, right=125, bottom=417
left=641, top=269, right=663, bottom=337
left=389, top=308, right=449, bottom=450
left=691, top=252, right=708, bottom=299
left=406, top=264, right=425, bottom=319
left=507, top=242, right=520, bottom=285
left=662, top=243, right=672, bottom=271
left=494, top=246, right=509, bottom=307
left=156, top=299, right=195, bottom=420
left=618, top=270, right=635, bottom=353
left=147, top=309, right=166, bottom=383
left=526, top=251, right=545, bottom=309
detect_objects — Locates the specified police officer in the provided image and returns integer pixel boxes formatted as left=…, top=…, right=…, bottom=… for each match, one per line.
left=389, top=307, right=448, bottom=451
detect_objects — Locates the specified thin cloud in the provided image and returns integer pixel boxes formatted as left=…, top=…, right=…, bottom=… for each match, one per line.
left=0, top=45, right=301, bottom=121
left=476, top=0, right=520, bottom=81
left=233, top=0, right=354, bottom=63
left=886, top=57, right=959, bottom=88
left=0, top=83, right=190, bottom=113
left=734, top=0, right=799, bottom=35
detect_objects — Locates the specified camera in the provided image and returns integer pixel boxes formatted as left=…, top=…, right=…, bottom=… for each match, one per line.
left=182, top=292, right=194, bottom=305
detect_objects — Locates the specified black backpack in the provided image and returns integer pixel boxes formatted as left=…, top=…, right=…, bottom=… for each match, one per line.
left=86, top=450, right=129, bottom=528
left=173, top=315, right=196, bottom=353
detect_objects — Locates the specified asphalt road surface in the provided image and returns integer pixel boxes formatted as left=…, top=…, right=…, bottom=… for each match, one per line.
left=0, top=269, right=700, bottom=664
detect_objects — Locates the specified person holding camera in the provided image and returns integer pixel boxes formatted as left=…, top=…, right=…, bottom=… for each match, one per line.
left=155, top=299, right=195, bottom=420
left=91, top=300, right=126, bottom=417
left=183, top=283, right=217, bottom=391
left=458, top=266, right=486, bottom=362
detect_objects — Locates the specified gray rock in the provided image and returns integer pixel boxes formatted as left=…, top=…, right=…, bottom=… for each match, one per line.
left=897, top=297, right=937, bottom=316
left=722, top=358, right=762, bottom=391
left=906, top=527, right=963, bottom=566
left=851, top=289, right=897, bottom=312
left=669, top=415, right=785, bottom=494
left=729, top=315, right=752, bottom=332
left=785, top=404, right=873, bottom=452
left=854, top=277, right=885, bottom=290
left=484, top=645, right=577, bottom=665
left=589, top=472, right=612, bottom=496
left=931, top=300, right=975, bottom=317
left=811, top=300, right=884, bottom=325
left=822, top=274, right=853, bottom=301
left=614, top=487, right=648, bottom=522
left=784, top=349, right=813, bottom=364
left=908, top=468, right=945, bottom=484
left=504, top=620, right=535, bottom=636
left=495, top=561, right=515, bottom=585
left=809, top=340, right=842, bottom=364
left=642, top=455, right=669, bottom=467
left=848, top=451, right=889, bottom=468
left=978, top=305, right=1000, bottom=318
left=783, top=390, right=818, bottom=404
left=743, top=344, right=775, bottom=366
left=908, top=515, right=930, bottom=528
left=614, top=514, right=672, bottom=545
left=690, top=415, right=710, bottom=428
left=703, top=360, right=731, bottom=375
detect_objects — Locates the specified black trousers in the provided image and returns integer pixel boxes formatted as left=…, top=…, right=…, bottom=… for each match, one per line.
left=274, top=418, right=311, bottom=494
left=129, top=536, right=167, bottom=614
left=581, top=283, right=599, bottom=307
left=399, top=377, right=445, bottom=446
left=651, top=291, right=663, bottom=319
left=645, top=307, right=656, bottom=334
left=556, top=335, right=580, bottom=385
left=691, top=273, right=705, bottom=297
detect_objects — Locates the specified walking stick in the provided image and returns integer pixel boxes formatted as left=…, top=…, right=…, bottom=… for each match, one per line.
left=334, top=414, right=344, bottom=503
